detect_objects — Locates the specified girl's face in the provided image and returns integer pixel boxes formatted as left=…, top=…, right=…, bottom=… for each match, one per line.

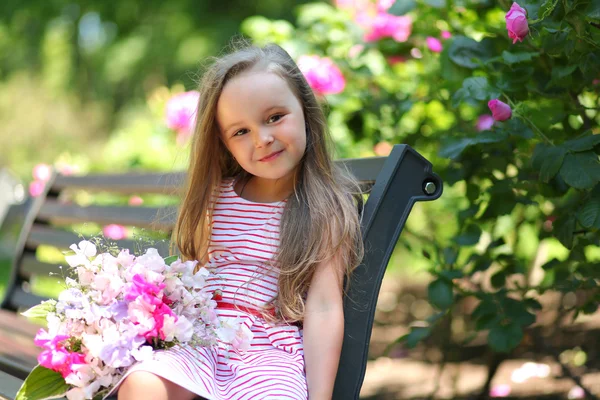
left=216, top=70, right=307, bottom=186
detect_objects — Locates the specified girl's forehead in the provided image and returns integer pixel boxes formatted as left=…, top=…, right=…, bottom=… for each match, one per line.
left=217, top=71, right=299, bottom=118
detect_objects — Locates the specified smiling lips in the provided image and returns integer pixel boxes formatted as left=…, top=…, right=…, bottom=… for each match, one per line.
left=259, top=150, right=284, bottom=162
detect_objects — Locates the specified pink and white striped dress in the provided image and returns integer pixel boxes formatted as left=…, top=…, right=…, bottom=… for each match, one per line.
left=111, top=178, right=307, bottom=400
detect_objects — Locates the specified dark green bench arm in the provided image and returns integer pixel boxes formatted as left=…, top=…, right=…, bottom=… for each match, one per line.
left=333, top=144, right=442, bottom=400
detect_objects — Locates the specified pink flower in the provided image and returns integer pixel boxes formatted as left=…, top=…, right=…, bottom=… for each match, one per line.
left=505, top=3, right=529, bottom=44
left=165, top=91, right=200, bottom=136
left=376, top=0, right=395, bottom=12
left=29, top=180, right=45, bottom=197
left=568, top=386, right=585, bottom=399
left=488, top=99, right=512, bottom=121
left=128, top=196, right=144, bottom=206
left=103, top=224, right=127, bottom=240
left=476, top=114, right=495, bottom=131
left=362, top=13, right=413, bottom=42
left=441, top=30, right=452, bottom=39
left=34, top=329, right=86, bottom=378
left=593, top=79, right=600, bottom=85
left=32, top=163, right=52, bottom=182
left=57, top=164, right=77, bottom=176
left=426, top=37, right=443, bottom=53
left=297, top=55, right=346, bottom=95
left=490, top=384, right=511, bottom=397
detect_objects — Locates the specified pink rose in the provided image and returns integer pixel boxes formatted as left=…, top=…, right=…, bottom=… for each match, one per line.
left=476, top=114, right=495, bottom=131
left=165, top=91, right=200, bottom=136
left=297, top=55, right=346, bottom=95
left=488, top=99, right=512, bottom=121
left=103, top=224, right=127, bottom=240
left=32, top=163, right=52, bottom=182
left=426, top=37, right=443, bottom=53
left=441, top=30, right=452, bottom=39
left=505, top=3, right=529, bottom=44
left=29, top=180, right=45, bottom=197
left=128, top=196, right=144, bottom=206
left=362, top=13, right=413, bottom=42
left=490, top=384, right=511, bottom=398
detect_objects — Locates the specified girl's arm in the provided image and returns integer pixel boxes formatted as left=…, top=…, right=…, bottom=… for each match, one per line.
left=303, top=251, right=345, bottom=400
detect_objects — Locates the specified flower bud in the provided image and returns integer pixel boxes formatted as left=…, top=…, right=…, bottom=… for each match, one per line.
left=488, top=99, right=512, bottom=121
left=505, top=3, right=529, bottom=44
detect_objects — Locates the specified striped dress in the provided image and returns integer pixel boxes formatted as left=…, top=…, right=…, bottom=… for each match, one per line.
left=109, top=178, right=307, bottom=400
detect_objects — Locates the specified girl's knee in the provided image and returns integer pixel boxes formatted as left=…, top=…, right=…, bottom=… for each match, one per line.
left=117, top=371, right=195, bottom=400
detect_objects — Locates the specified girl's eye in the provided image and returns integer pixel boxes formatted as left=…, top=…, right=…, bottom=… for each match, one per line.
left=233, top=129, right=248, bottom=137
left=267, top=114, right=283, bottom=124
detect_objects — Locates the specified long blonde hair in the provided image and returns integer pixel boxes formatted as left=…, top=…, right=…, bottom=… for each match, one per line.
left=172, top=41, right=364, bottom=323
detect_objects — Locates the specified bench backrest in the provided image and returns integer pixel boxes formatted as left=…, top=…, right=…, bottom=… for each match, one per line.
left=0, top=144, right=442, bottom=399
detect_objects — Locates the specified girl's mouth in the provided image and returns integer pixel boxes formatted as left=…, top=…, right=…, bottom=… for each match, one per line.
left=259, top=150, right=284, bottom=162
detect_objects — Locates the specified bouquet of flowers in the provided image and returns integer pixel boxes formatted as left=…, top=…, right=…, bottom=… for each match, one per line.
left=17, top=240, right=248, bottom=400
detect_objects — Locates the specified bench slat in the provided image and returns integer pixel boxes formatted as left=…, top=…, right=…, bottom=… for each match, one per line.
left=0, top=369, right=25, bottom=399
left=37, top=200, right=177, bottom=231
left=26, top=224, right=171, bottom=255
left=49, top=157, right=385, bottom=194
left=9, top=288, right=48, bottom=311
left=52, top=172, right=186, bottom=194
left=20, top=254, right=62, bottom=278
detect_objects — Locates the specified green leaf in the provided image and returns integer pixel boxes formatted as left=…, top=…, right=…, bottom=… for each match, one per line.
left=452, top=77, right=500, bottom=107
left=491, top=271, right=506, bottom=288
left=535, top=0, right=560, bottom=22
left=577, top=198, right=600, bottom=229
left=539, top=146, right=568, bottom=183
left=502, top=297, right=536, bottom=326
left=164, top=255, right=179, bottom=265
left=402, top=326, right=432, bottom=348
left=20, top=300, right=57, bottom=326
left=16, top=365, right=69, bottom=400
left=488, top=322, right=524, bottom=352
left=428, top=278, right=454, bottom=310
left=440, top=269, right=463, bottom=281
left=584, top=1, right=600, bottom=20
left=448, top=36, right=492, bottom=69
left=472, top=298, right=497, bottom=319
left=454, top=223, right=482, bottom=246
left=524, top=298, right=542, bottom=311
left=555, top=215, right=576, bottom=249
left=564, top=133, right=600, bottom=152
left=501, top=51, right=539, bottom=65
left=541, top=258, right=561, bottom=271
left=423, top=0, right=446, bottom=7
left=559, top=152, right=600, bottom=190
left=497, top=118, right=534, bottom=139
left=388, top=0, right=417, bottom=16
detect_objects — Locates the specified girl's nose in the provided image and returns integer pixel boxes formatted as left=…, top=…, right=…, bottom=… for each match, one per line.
left=253, top=128, right=274, bottom=147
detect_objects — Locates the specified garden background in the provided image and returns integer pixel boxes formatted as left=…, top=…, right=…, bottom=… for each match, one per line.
left=0, top=0, right=599, bottom=398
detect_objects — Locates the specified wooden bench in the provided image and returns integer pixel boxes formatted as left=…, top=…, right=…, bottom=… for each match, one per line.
left=0, top=144, right=442, bottom=400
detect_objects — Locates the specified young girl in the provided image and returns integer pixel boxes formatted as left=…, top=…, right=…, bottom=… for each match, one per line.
left=116, top=42, right=363, bottom=400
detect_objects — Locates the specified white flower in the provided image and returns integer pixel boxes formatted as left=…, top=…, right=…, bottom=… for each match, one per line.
left=66, top=387, right=86, bottom=400
left=136, top=248, right=167, bottom=273
left=175, top=316, right=194, bottom=342
left=131, top=345, right=153, bottom=362
left=82, top=334, right=104, bottom=358
left=65, top=240, right=97, bottom=269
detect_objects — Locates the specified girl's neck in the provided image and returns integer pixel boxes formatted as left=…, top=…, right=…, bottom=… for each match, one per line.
left=238, top=174, right=295, bottom=203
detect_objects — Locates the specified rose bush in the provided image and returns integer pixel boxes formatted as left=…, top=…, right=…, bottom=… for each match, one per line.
left=240, top=0, right=600, bottom=387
